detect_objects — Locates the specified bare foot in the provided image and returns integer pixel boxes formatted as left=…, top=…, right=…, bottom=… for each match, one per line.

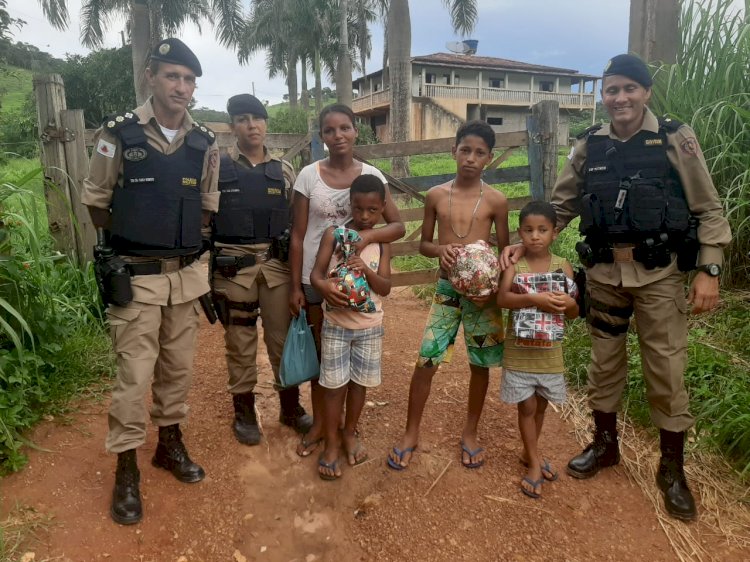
left=460, top=433, right=485, bottom=468
left=342, top=431, right=368, bottom=466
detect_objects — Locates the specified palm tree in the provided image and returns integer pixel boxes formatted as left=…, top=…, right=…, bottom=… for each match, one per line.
left=387, top=0, right=477, bottom=176
left=35, top=0, right=245, bottom=104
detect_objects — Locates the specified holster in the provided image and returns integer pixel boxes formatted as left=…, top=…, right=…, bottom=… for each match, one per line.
left=210, top=292, right=259, bottom=327
left=573, top=267, right=587, bottom=318
left=271, top=229, right=291, bottom=262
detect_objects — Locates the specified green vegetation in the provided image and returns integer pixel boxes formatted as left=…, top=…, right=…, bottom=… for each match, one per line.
left=0, top=158, right=114, bottom=473
left=650, top=0, right=749, bottom=287
left=0, top=65, right=37, bottom=161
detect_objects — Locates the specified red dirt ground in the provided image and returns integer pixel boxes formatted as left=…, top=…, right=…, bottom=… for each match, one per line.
left=2, top=289, right=747, bottom=562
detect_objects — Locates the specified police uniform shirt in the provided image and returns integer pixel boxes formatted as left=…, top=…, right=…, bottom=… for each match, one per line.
left=212, top=145, right=296, bottom=290
left=82, top=98, right=220, bottom=305
left=552, top=107, right=731, bottom=288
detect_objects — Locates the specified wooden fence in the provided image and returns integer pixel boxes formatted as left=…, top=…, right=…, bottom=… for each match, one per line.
left=33, top=73, right=559, bottom=287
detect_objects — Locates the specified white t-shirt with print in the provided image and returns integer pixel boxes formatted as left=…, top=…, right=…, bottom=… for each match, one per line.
left=293, top=161, right=387, bottom=284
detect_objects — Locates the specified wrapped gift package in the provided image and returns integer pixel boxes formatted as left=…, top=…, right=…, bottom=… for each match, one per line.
left=448, top=240, right=500, bottom=297
left=328, top=226, right=377, bottom=313
left=511, top=271, right=577, bottom=341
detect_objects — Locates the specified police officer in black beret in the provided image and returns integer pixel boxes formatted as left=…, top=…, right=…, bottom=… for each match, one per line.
left=503, top=54, right=731, bottom=521
left=210, top=94, right=312, bottom=447
left=82, top=38, right=219, bottom=525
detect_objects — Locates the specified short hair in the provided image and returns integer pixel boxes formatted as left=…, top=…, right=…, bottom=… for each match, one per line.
left=148, top=59, right=161, bottom=74
left=456, top=120, right=495, bottom=151
left=318, top=103, right=356, bottom=131
left=519, top=200, right=557, bottom=226
left=350, top=174, right=385, bottom=201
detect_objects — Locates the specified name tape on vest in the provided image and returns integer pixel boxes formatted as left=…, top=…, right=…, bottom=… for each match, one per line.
left=182, top=177, right=198, bottom=187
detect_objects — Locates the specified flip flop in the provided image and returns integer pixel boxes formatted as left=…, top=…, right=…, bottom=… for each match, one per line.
left=460, top=441, right=485, bottom=469
left=520, top=458, right=559, bottom=482
left=318, top=456, right=341, bottom=481
left=297, top=435, right=323, bottom=458
left=386, top=445, right=417, bottom=471
left=520, top=476, right=544, bottom=499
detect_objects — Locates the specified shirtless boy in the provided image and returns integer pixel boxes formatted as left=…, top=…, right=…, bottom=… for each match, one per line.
left=387, top=120, right=509, bottom=470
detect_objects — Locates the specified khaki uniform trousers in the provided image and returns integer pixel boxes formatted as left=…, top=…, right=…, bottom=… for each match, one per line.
left=212, top=263, right=291, bottom=394
left=105, top=298, right=201, bottom=454
left=585, top=270, right=693, bottom=432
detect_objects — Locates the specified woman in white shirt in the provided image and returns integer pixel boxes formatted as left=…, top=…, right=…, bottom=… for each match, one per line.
left=289, top=104, right=405, bottom=457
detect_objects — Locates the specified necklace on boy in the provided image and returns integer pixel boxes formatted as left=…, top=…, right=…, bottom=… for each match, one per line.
left=448, top=179, right=484, bottom=239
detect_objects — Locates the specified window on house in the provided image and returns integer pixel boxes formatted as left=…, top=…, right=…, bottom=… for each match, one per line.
left=454, top=75, right=461, bottom=86
left=442, top=74, right=451, bottom=85
left=426, top=73, right=436, bottom=84
left=487, top=117, right=504, bottom=126
left=539, top=81, right=554, bottom=92
left=489, top=77, right=505, bottom=88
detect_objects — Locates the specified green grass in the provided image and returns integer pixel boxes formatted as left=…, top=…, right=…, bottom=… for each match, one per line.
left=0, top=65, right=33, bottom=114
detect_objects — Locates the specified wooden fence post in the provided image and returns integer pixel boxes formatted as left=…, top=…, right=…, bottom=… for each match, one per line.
left=33, top=74, right=76, bottom=257
left=309, top=118, right=325, bottom=162
left=533, top=100, right=559, bottom=202
left=61, top=109, right=95, bottom=265
left=526, top=114, right=543, bottom=201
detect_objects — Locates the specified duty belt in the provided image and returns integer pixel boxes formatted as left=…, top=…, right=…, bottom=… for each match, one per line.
left=214, top=249, right=271, bottom=271
left=123, top=254, right=199, bottom=276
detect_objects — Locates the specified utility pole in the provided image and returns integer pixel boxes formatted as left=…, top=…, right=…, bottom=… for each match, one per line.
left=628, top=0, right=679, bottom=64
left=252, top=82, right=255, bottom=96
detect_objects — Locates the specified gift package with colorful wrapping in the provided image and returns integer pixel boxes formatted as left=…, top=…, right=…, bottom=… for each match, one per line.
left=327, top=226, right=377, bottom=313
left=511, top=271, right=578, bottom=341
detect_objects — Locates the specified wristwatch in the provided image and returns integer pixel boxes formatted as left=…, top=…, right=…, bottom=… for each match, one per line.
left=697, top=263, right=721, bottom=277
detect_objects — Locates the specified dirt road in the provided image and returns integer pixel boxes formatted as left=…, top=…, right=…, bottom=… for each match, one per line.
left=2, top=290, right=746, bottom=561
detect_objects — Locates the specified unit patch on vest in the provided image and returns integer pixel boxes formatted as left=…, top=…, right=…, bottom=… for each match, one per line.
left=267, top=187, right=282, bottom=196
left=182, top=177, right=198, bottom=187
left=123, top=147, right=148, bottom=162
left=96, top=138, right=116, bottom=158
left=644, top=138, right=663, bottom=146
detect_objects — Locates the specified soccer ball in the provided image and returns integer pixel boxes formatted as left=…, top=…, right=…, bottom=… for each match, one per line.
left=448, top=240, right=500, bottom=297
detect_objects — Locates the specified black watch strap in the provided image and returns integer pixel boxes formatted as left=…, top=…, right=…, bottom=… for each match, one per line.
left=697, top=263, right=721, bottom=276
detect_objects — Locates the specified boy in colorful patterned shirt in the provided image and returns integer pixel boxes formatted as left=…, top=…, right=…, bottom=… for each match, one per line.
left=387, top=120, right=510, bottom=471
left=310, top=174, right=392, bottom=480
left=497, top=201, right=578, bottom=499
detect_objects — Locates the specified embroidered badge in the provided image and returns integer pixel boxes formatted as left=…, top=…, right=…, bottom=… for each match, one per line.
left=267, top=187, right=282, bottom=195
left=587, top=165, right=608, bottom=173
left=159, top=43, right=170, bottom=55
left=680, top=137, right=700, bottom=157
left=644, top=138, right=663, bottom=146
left=96, top=138, right=116, bottom=158
left=123, top=147, right=147, bottom=162
left=182, top=177, right=198, bottom=187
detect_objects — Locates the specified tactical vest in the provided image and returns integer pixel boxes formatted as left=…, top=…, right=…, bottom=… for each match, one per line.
left=213, top=154, right=289, bottom=245
left=578, top=121, right=690, bottom=243
left=109, top=115, right=215, bottom=257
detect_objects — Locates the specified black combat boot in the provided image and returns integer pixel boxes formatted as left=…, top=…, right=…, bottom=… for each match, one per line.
left=567, top=410, right=621, bottom=479
left=232, top=392, right=261, bottom=446
left=278, top=386, right=313, bottom=434
left=152, top=424, right=205, bottom=483
left=111, top=449, right=142, bottom=525
left=656, top=429, right=697, bottom=521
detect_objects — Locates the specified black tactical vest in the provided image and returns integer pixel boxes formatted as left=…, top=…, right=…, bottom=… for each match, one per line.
left=108, top=116, right=214, bottom=257
left=213, top=154, right=289, bottom=245
left=578, top=121, right=690, bottom=243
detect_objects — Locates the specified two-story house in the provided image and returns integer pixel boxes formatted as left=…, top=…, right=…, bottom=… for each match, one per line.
left=352, top=52, right=599, bottom=145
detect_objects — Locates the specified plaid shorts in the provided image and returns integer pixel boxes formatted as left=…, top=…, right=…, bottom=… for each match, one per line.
left=319, top=319, right=384, bottom=389
left=500, top=369, right=567, bottom=404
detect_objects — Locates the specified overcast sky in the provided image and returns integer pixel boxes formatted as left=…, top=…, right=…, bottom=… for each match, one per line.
left=3, top=0, right=722, bottom=111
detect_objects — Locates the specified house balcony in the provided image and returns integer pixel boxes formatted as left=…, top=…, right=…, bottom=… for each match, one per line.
left=352, top=84, right=596, bottom=113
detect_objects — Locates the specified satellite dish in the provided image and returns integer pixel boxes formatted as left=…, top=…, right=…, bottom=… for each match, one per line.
left=446, top=39, right=478, bottom=55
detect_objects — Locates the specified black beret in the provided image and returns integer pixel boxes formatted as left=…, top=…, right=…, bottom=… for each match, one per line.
left=602, top=54, right=652, bottom=88
left=150, top=38, right=202, bottom=77
left=227, top=94, right=268, bottom=119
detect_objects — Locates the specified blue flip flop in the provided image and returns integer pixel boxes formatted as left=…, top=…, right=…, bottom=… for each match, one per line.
left=521, top=476, right=544, bottom=499
left=460, top=441, right=485, bottom=469
left=386, top=445, right=417, bottom=470
left=318, top=456, right=341, bottom=481
left=521, top=458, right=559, bottom=482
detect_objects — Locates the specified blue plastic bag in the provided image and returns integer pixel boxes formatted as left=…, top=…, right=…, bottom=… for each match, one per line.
left=279, top=309, right=319, bottom=388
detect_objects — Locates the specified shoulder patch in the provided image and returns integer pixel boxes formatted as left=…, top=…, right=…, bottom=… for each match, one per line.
left=104, top=111, right=138, bottom=132
left=576, top=123, right=603, bottom=140
left=658, top=116, right=684, bottom=133
left=192, top=122, right=217, bottom=145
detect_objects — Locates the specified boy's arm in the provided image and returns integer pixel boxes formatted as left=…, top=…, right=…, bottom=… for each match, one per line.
left=561, top=260, right=579, bottom=319
left=310, top=227, right=349, bottom=308
left=496, top=266, right=565, bottom=313
left=346, top=243, right=391, bottom=296
left=492, top=192, right=510, bottom=250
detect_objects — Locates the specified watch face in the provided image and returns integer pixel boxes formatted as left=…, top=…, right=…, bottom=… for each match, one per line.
left=708, top=264, right=720, bottom=276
